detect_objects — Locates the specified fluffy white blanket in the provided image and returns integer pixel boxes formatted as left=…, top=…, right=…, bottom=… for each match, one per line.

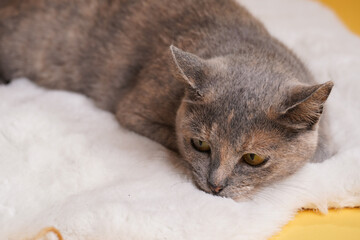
left=1, top=0, right=360, bottom=239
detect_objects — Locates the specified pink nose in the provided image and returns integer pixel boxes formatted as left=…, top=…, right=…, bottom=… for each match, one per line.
left=208, top=181, right=224, bottom=194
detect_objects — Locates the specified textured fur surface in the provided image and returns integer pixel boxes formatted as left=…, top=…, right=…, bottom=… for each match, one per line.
left=0, top=0, right=334, bottom=199
left=1, top=0, right=360, bottom=239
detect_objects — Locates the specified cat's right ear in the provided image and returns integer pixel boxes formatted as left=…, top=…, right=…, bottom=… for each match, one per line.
left=170, top=45, right=207, bottom=97
left=274, top=81, right=334, bottom=130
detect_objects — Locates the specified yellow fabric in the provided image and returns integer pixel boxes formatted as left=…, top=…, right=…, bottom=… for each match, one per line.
left=317, top=0, right=360, bottom=35
left=271, top=209, right=360, bottom=239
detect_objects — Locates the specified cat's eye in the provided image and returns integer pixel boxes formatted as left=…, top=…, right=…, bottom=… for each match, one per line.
left=191, top=138, right=211, bottom=152
left=242, top=153, right=266, bottom=166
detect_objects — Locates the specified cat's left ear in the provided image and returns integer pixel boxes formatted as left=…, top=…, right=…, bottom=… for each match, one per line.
left=276, top=81, right=334, bottom=129
left=170, top=45, right=207, bottom=96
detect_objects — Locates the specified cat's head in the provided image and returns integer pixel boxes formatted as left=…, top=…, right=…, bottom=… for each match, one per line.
left=170, top=45, right=333, bottom=200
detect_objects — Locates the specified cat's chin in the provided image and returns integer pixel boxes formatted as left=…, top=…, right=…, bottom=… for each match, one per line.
left=195, top=179, right=256, bottom=201
left=217, top=186, right=256, bottom=201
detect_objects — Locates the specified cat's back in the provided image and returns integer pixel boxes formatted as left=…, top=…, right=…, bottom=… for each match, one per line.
left=0, top=0, right=263, bottom=68
left=0, top=0, right=263, bottom=109
left=0, top=0, right=146, bottom=109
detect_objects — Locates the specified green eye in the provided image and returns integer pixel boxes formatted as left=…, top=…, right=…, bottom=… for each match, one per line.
left=191, top=138, right=211, bottom=152
left=242, top=153, right=266, bottom=166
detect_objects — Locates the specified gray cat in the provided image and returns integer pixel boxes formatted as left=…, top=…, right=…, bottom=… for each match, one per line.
left=0, top=0, right=333, bottom=200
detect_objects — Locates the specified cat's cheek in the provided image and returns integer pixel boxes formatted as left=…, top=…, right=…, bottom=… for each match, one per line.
left=174, top=103, right=220, bottom=195
left=193, top=174, right=212, bottom=194
left=175, top=131, right=210, bottom=187
left=182, top=151, right=212, bottom=193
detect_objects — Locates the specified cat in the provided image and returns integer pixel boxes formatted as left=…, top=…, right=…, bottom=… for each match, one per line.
left=0, top=0, right=334, bottom=200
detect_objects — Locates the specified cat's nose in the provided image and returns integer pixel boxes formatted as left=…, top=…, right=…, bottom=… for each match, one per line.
left=207, top=180, right=225, bottom=194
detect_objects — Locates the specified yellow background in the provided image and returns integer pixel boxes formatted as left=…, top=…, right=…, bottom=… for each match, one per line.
left=318, top=0, right=360, bottom=35
left=271, top=209, right=360, bottom=239
left=272, top=1, right=360, bottom=239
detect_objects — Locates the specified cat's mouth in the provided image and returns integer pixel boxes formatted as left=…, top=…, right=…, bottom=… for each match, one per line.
left=215, top=185, right=256, bottom=201
left=201, top=184, right=255, bottom=200
left=188, top=162, right=257, bottom=200
left=192, top=171, right=256, bottom=200
left=192, top=174, right=228, bottom=197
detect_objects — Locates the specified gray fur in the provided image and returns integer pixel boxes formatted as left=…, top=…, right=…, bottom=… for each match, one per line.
left=0, top=0, right=333, bottom=199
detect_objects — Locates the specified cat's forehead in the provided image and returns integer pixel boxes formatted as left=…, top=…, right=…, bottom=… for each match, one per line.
left=206, top=54, right=293, bottom=103
left=189, top=101, right=279, bottom=145
left=205, top=91, right=271, bottom=126
left=210, top=108, right=270, bottom=136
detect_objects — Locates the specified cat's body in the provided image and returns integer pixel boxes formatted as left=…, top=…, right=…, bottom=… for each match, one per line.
left=0, top=0, right=333, bottom=200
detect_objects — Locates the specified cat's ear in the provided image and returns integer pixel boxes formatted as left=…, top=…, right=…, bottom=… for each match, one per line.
left=276, top=81, right=334, bottom=129
left=170, top=45, right=207, bottom=96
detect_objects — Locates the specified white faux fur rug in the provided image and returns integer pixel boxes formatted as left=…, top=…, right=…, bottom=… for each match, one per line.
left=1, top=0, right=360, bottom=239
